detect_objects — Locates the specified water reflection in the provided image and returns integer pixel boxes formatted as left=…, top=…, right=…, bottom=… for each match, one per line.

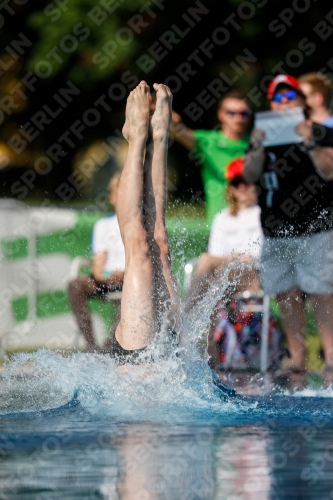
left=0, top=422, right=216, bottom=499
left=100, top=424, right=215, bottom=500
left=1, top=418, right=333, bottom=499
left=269, top=428, right=333, bottom=500
left=214, top=427, right=271, bottom=499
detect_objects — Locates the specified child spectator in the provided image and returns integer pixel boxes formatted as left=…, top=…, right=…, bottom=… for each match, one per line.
left=185, top=158, right=264, bottom=367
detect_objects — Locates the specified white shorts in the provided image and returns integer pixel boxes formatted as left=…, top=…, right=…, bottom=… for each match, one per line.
left=260, top=230, right=333, bottom=295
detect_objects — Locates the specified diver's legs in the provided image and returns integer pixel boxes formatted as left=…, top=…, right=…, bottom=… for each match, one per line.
left=115, top=81, right=156, bottom=350
left=143, top=84, right=179, bottom=329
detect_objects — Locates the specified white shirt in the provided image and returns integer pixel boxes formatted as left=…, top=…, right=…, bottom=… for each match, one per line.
left=208, top=205, right=263, bottom=263
left=92, top=214, right=125, bottom=272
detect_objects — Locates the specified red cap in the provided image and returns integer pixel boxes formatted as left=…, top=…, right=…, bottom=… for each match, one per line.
left=267, top=74, right=300, bottom=100
left=225, top=158, right=244, bottom=182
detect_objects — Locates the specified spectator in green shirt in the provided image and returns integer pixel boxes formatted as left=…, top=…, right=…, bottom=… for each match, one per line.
left=170, top=91, right=252, bottom=224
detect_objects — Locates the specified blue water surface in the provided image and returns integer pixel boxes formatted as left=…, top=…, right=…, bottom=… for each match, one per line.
left=0, top=349, right=333, bottom=500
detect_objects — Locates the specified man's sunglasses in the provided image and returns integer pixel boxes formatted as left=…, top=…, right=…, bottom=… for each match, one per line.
left=225, top=110, right=251, bottom=118
left=272, top=90, right=298, bottom=103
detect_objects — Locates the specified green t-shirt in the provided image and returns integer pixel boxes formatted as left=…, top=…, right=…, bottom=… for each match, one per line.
left=193, top=129, right=250, bottom=224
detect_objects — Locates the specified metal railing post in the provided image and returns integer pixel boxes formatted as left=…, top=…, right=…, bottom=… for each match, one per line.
left=260, top=294, right=270, bottom=375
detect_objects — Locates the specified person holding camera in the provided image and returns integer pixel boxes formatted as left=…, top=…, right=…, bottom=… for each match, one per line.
left=244, top=74, right=333, bottom=388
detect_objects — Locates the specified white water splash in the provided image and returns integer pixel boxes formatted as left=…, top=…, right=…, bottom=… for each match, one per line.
left=0, top=268, right=250, bottom=421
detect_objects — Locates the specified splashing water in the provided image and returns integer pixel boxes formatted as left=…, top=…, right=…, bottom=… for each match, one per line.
left=2, top=240, right=333, bottom=499
left=0, top=269, right=244, bottom=421
left=1, top=267, right=333, bottom=427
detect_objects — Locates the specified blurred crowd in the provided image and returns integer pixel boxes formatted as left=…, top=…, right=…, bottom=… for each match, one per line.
left=68, top=71, right=333, bottom=389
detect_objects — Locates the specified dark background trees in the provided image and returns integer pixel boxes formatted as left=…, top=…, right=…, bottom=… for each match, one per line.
left=1, top=0, right=332, bottom=205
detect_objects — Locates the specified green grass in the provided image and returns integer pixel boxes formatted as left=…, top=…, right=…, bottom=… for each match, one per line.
left=166, top=201, right=206, bottom=219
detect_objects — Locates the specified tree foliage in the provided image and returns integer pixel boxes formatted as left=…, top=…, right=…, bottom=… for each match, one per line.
left=0, top=0, right=332, bottom=200
left=27, top=0, right=148, bottom=85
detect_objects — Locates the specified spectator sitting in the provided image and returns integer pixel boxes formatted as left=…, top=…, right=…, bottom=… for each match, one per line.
left=299, top=72, right=333, bottom=127
left=244, top=74, right=333, bottom=389
left=186, top=158, right=263, bottom=312
left=185, top=158, right=263, bottom=366
left=170, top=91, right=251, bottom=224
left=68, top=173, right=125, bottom=353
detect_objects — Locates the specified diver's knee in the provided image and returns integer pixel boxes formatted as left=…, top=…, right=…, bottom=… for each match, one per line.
left=125, top=227, right=150, bottom=259
left=154, top=230, right=170, bottom=258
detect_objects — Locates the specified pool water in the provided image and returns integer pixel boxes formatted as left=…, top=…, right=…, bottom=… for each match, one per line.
left=1, top=277, right=332, bottom=500
left=1, top=349, right=333, bottom=500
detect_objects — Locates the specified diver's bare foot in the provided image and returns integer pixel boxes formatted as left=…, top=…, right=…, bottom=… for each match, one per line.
left=151, top=83, right=172, bottom=142
left=122, top=81, right=151, bottom=142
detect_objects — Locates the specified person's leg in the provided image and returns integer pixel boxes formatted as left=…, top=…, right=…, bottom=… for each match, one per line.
left=115, top=81, right=157, bottom=350
left=261, top=236, right=307, bottom=386
left=308, top=294, right=333, bottom=367
left=276, top=287, right=307, bottom=371
left=185, top=253, right=260, bottom=312
left=122, top=83, right=176, bottom=332
left=225, top=259, right=261, bottom=294
left=67, top=276, right=99, bottom=351
left=143, top=83, right=179, bottom=328
left=185, top=253, right=226, bottom=312
left=185, top=252, right=261, bottom=371
left=297, top=231, right=333, bottom=378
